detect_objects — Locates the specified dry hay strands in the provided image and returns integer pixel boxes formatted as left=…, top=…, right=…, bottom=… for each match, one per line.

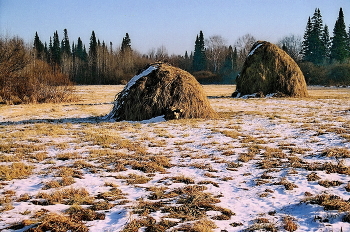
left=234, top=41, right=308, bottom=98
left=107, top=62, right=217, bottom=121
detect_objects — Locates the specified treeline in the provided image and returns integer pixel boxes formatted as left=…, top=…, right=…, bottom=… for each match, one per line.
left=33, top=30, right=151, bottom=85
left=31, top=29, right=244, bottom=85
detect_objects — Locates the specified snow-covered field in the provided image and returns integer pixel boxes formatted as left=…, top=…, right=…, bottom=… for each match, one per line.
left=0, top=85, right=349, bottom=232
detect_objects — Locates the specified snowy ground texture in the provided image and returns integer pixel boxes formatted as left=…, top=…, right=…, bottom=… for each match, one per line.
left=0, top=85, right=349, bottom=232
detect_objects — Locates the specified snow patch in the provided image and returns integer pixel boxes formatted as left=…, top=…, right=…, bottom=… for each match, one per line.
left=247, top=43, right=263, bottom=57
left=140, top=115, right=166, bottom=123
left=123, top=65, right=158, bottom=93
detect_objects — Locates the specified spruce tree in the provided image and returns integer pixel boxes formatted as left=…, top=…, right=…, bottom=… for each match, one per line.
left=76, top=37, right=87, bottom=61
left=33, top=32, right=45, bottom=60
left=330, top=8, right=349, bottom=63
left=321, top=25, right=331, bottom=63
left=51, top=31, right=61, bottom=65
left=302, top=9, right=328, bottom=64
left=89, top=31, right=98, bottom=59
left=62, top=29, right=71, bottom=56
left=302, top=17, right=313, bottom=62
left=121, top=33, right=131, bottom=53
left=47, top=37, right=53, bottom=64
left=89, top=31, right=98, bottom=83
left=192, top=31, right=206, bottom=71
left=310, top=8, right=325, bottom=64
left=348, top=26, right=350, bottom=52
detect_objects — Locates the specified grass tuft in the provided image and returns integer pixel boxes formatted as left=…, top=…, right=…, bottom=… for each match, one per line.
left=0, top=162, right=34, bottom=181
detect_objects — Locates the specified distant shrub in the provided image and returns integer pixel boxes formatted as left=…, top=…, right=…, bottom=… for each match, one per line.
left=299, top=62, right=327, bottom=85
left=299, top=62, right=350, bottom=86
left=327, top=63, right=350, bottom=86
left=192, top=70, right=222, bottom=84
left=0, top=36, right=76, bottom=104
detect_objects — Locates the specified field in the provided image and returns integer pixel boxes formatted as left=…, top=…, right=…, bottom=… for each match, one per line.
left=0, top=85, right=349, bottom=232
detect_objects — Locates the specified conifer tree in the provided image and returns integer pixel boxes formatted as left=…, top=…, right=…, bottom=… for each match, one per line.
left=33, top=32, right=45, bottom=60
left=330, top=8, right=349, bottom=63
left=121, top=33, right=131, bottom=53
left=51, top=31, right=61, bottom=65
left=348, top=26, right=350, bottom=51
left=311, top=8, right=326, bottom=64
left=89, top=31, right=98, bottom=83
left=61, top=29, right=71, bottom=56
left=321, top=25, right=331, bottom=63
left=89, top=31, right=97, bottom=59
left=193, top=31, right=206, bottom=71
left=76, top=37, right=87, bottom=61
left=302, top=17, right=313, bottom=62
left=302, top=9, right=328, bottom=64
left=47, top=37, right=53, bottom=64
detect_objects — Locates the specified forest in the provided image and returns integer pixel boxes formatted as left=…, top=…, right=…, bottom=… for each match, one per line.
left=0, top=7, right=350, bottom=104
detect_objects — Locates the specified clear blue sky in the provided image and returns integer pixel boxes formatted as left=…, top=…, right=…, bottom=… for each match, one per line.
left=0, top=0, right=349, bottom=55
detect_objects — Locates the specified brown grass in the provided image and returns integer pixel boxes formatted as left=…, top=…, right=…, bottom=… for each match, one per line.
left=274, top=177, right=298, bottom=190
left=176, top=218, right=217, bottom=232
left=96, top=187, right=127, bottom=201
left=321, top=147, right=350, bottom=158
left=306, top=172, right=321, bottom=181
left=318, top=180, right=343, bottom=188
left=283, top=216, right=298, bottom=232
left=0, top=162, right=34, bottom=181
left=35, top=188, right=94, bottom=205
left=303, top=194, right=350, bottom=211
left=121, top=217, right=178, bottom=232
left=25, top=213, right=88, bottom=232
left=65, top=205, right=105, bottom=221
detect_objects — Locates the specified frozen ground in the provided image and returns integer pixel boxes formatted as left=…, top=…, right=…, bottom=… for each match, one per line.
left=0, top=85, right=349, bottom=231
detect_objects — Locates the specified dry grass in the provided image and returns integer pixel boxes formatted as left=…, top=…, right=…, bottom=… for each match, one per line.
left=65, top=205, right=105, bottom=221
left=42, top=176, right=75, bottom=189
left=96, top=187, right=127, bottom=201
left=121, top=216, right=178, bottom=232
left=25, top=212, right=89, bottom=232
left=321, top=147, right=350, bottom=158
left=176, top=218, right=217, bottom=232
left=283, top=216, right=298, bottom=232
left=274, top=177, right=298, bottom=190
left=0, top=162, right=34, bottom=181
left=306, top=172, right=321, bottom=181
left=172, top=175, right=195, bottom=184
left=318, top=180, right=343, bottom=188
left=303, top=194, right=350, bottom=211
left=35, top=188, right=94, bottom=205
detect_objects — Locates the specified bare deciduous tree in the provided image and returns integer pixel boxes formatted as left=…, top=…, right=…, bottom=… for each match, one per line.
left=278, top=34, right=303, bottom=62
left=156, top=45, right=168, bottom=61
left=205, top=35, right=227, bottom=72
left=234, top=34, right=256, bottom=70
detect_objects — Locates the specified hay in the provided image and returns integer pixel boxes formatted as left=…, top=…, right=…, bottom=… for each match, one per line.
left=106, top=62, right=217, bottom=121
left=233, top=41, right=308, bottom=97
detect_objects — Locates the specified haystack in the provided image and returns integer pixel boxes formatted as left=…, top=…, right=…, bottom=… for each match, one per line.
left=106, top=62, right=217, bottom=121
left=233, top=41, right=308, bottom=97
